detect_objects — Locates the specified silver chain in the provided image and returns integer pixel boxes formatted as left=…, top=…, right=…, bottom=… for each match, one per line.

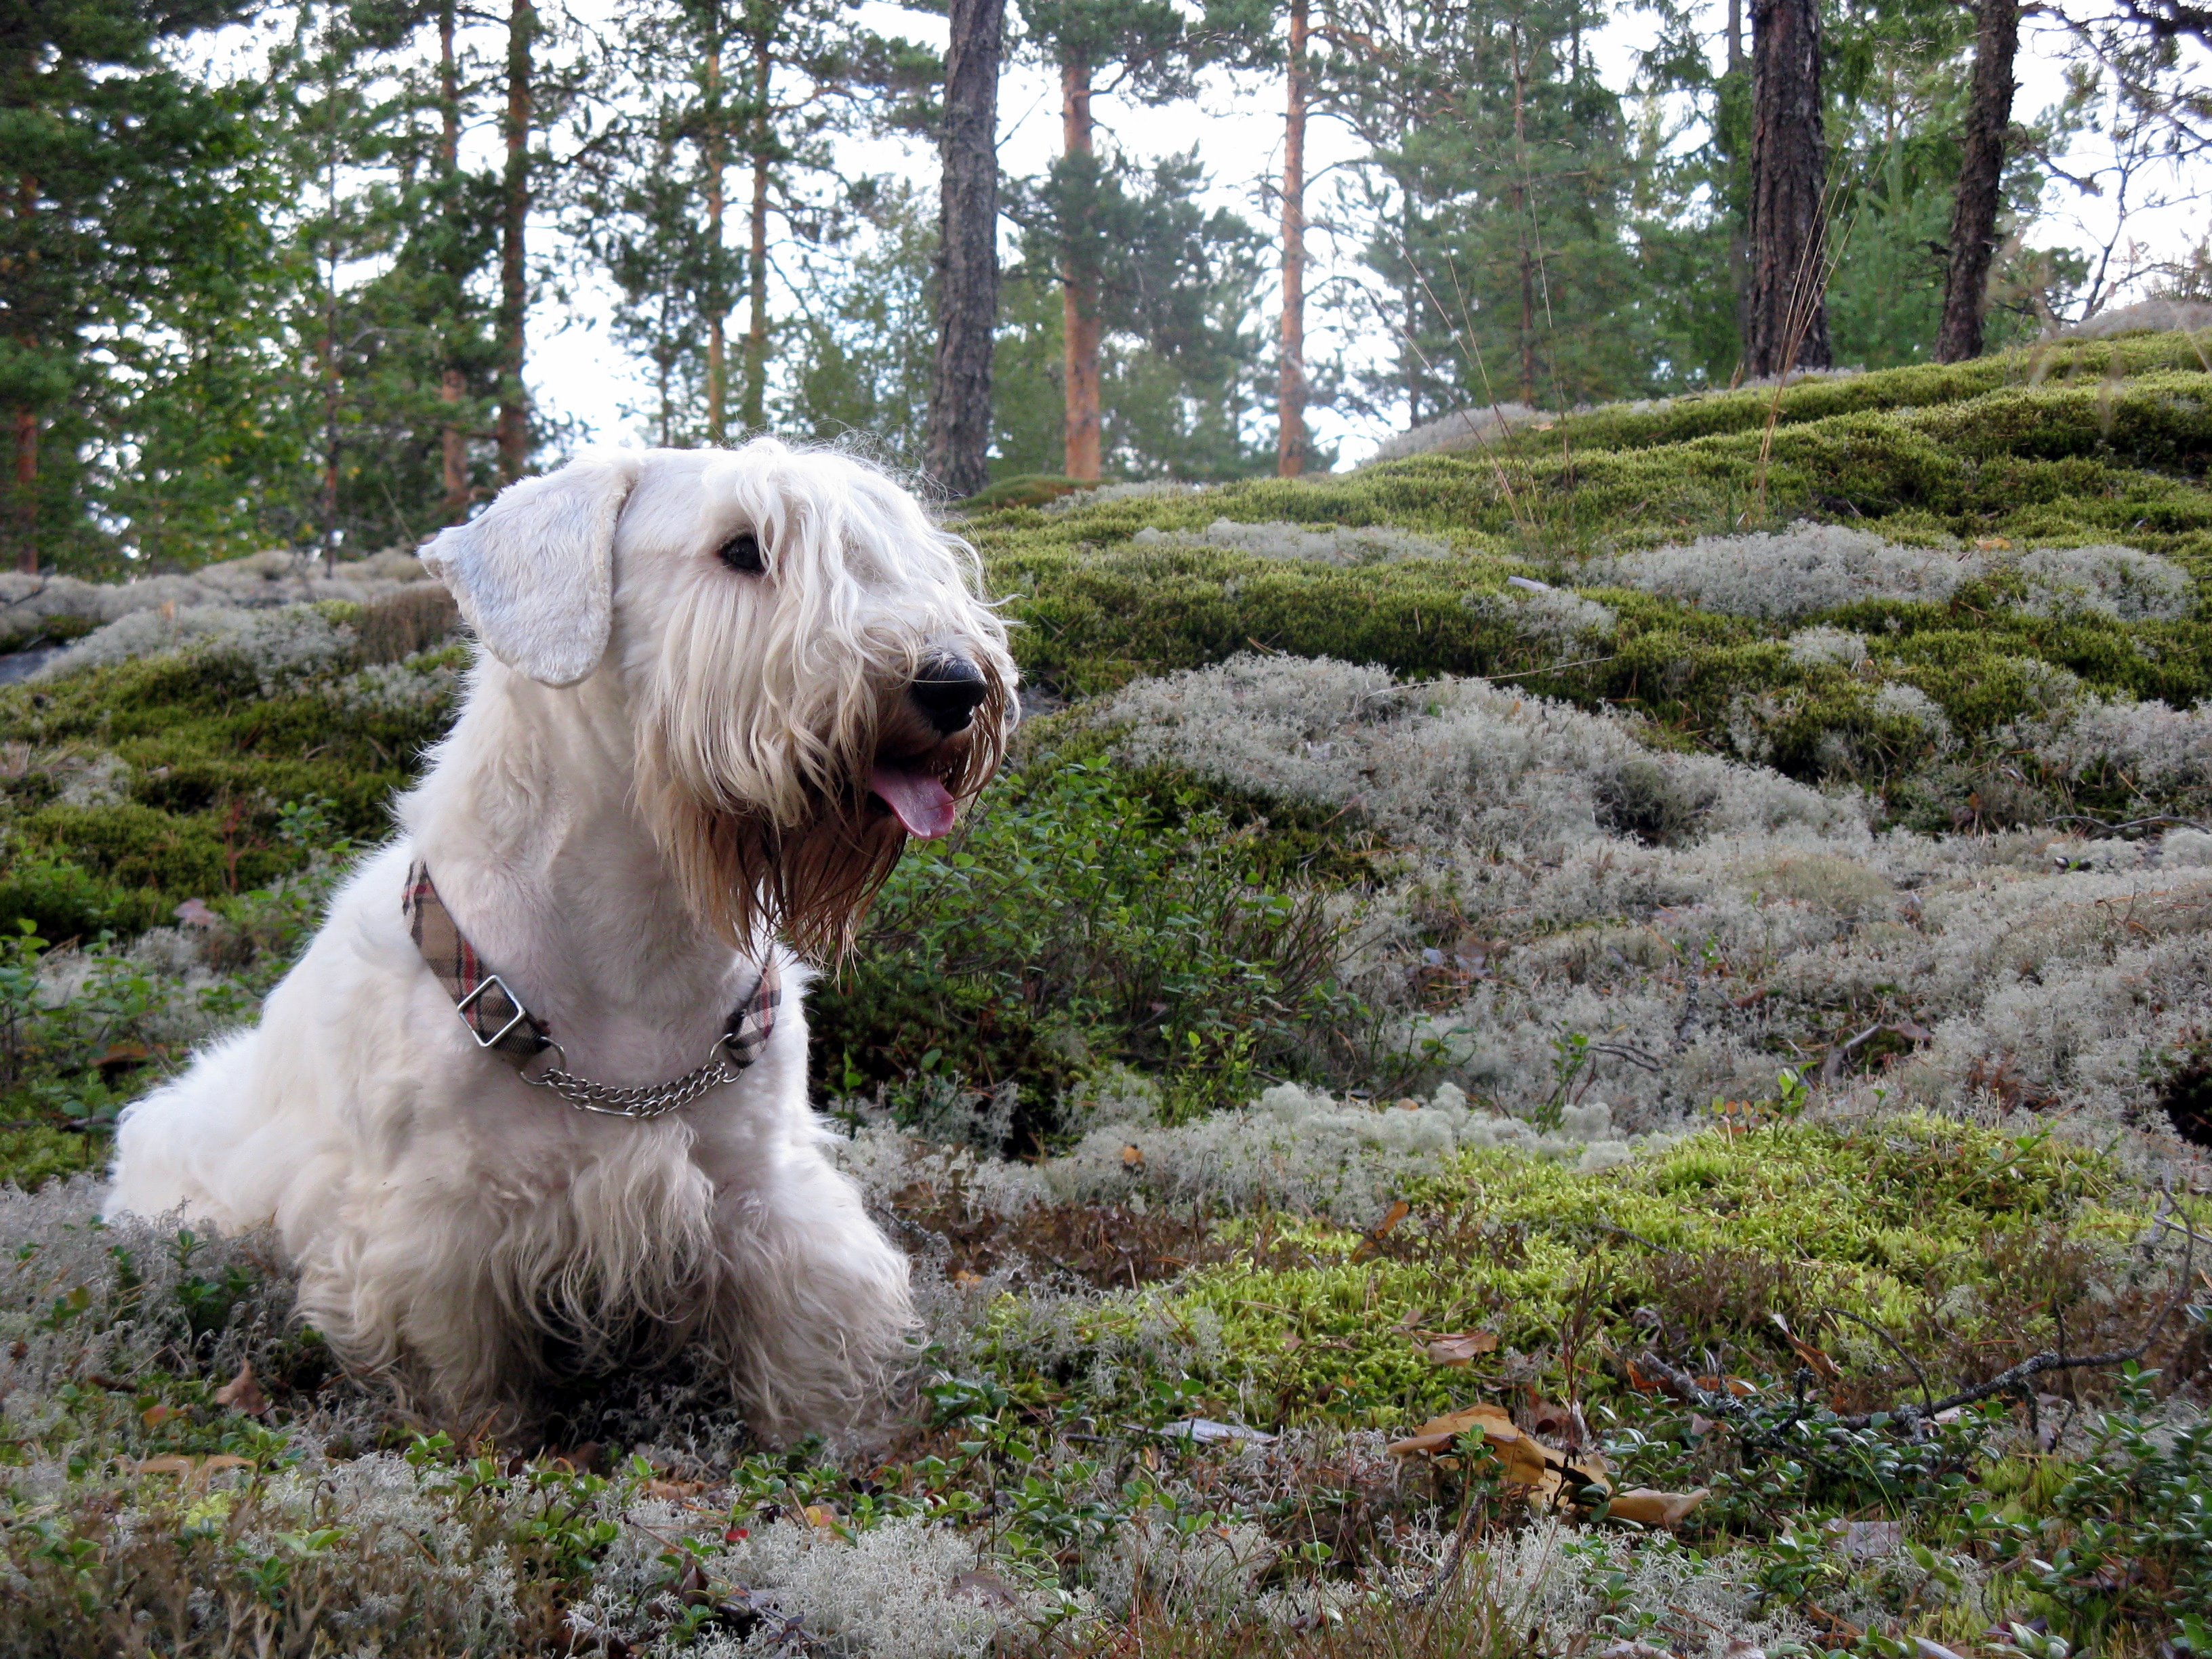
left=522, top=1044, right=749, bottom=1120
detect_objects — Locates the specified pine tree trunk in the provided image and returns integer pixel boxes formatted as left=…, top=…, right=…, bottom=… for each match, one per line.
left=1746, top=0, right=1831, bottom=377
left=1060, top=58, right=1101, bottom=483
left=743, top=28, right=770, bottom=434
left=1276, top=0, right=1307, bottom=478
left=705, top=35, right=727, bottom=444
left=1401, top=190, right=1422, bottom=426
left=321, top=60, right=341, bottom=573
left=11, top=408, right=34, bottom=575
left=497, top=0, right=533, bottom=482
left=1727, top=0, right=1750, bottom=371
left=1937, top=0, right=2019, bottom=363
left=11, top=171, right=36, bottom=574
left=1511, top=26, right=1536, bottom=405
left=438, top=0, right=468, bottom=515
left=924, top=0, right=1004, bottom=499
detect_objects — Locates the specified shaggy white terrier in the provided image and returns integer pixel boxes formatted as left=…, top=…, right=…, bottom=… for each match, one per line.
left=104, top=443, right=1017, bottom=1438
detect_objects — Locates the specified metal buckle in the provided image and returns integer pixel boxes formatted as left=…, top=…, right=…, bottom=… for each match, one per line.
left=456, top=973, right=535, bottom=1052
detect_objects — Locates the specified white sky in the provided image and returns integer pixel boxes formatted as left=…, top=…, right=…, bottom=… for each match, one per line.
left=437, top=2, right=2212, bottom=468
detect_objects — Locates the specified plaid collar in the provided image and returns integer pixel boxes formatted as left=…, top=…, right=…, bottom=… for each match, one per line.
left=403, top=859, right=780, bottom=1074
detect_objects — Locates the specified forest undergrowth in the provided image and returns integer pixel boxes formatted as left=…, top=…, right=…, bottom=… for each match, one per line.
left=2, top=331, right=2211, bottom=1658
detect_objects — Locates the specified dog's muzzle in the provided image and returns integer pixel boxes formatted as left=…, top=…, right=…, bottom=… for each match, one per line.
left=865, top=655, right=991, bottom=842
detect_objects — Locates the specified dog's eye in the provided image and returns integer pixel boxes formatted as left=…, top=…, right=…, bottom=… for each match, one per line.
left=717, top=531, right=766, bottom=575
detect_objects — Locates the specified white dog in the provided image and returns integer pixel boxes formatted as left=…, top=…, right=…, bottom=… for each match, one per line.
left=104, top=443, right=1016, bottom=1438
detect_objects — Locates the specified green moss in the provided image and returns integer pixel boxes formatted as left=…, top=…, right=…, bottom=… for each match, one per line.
left=0, top=1125, right=105, bottom=1190
left=0, top=647, right=454, bottom=939
left=981, top=1118, right=2182, bottom=1429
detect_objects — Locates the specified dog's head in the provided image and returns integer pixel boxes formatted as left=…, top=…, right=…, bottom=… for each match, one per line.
left=421, top=443, right=1017, bottom=959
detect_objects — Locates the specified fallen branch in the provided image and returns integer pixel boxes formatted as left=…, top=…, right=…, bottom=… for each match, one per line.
left=1636, top=1197, right=2196, bottom=1437
left=2045, top=811, right=2211, bottom=837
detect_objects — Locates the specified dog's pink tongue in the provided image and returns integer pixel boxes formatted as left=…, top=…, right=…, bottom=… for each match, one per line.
left=869, top=766, right=958, bottom=839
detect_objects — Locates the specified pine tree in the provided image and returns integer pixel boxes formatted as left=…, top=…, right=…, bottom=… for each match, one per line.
left=1015, top=0, right=1256, bottom=480
left=1, top=0, right=267, bottom=572
left=1326, top=0, right=1643, bottom=419
left=578, top=0, right=937, bottom=447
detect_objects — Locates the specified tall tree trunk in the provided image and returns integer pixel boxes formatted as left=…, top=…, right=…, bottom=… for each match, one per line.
left=497, top=0, right=533, bottom=482
left=705, top=30, right=727, bottom=443
left=743, top=27, right=770, bottom=433
left=1746, top=0, right=1831, bottom=376
left=1059, top=58, right=1101, bottom=483
left=322, top=58, right=341, bottom=573
left=924, top=0, right=1005, bottom=499
left=1276, top=0, right=1307, bottom=478
left=1727, top=0, right=1750, bottom=369
left=11, top=173, right=36, bottom=574
left=1510, top=25, right=1537, bottom=405
left=1937, top=0, right=2020, bottom=363
left=437, top=0, right=468, bottom=516
left=11, top=409, right=34, bottom=576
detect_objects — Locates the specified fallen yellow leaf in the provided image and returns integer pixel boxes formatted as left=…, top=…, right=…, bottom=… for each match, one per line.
left=1607, top=1488, right=1708, bottom=1528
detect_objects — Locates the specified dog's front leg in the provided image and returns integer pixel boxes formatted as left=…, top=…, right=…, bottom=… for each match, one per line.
left=710, top=1140, right=914, bottom=1440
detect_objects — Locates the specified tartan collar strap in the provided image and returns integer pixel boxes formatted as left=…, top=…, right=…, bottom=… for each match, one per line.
left=403, top=859, right=780, bottom=1118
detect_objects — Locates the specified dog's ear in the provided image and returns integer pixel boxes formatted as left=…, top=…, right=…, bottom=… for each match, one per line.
left=421, top=452, right=642, bottom=686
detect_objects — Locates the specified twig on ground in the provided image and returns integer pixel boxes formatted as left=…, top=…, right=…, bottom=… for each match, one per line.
left=1637, top=1200, right=2196, bottom=1439
left=2045, top=812, right=2212, bottom=836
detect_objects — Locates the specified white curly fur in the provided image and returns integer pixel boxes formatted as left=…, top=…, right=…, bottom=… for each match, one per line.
left=102, top=442, right=1017, bottom=1439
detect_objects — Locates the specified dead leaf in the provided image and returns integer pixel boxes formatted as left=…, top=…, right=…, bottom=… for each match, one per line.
left=1387, top=1401, right=1517, bottom=1456
left=213, top=1361, right=268, bottom=1417
left=1388, top=1403, right=1549, bottom=1484
left=951, top=1268, right=982, bottom=1286
left=1351, top=1200, right=1411, bottom=1260
left=1390, top=1403, right=1610, bottom=1500
left=644, top=1477, right=706, bottom=1500
left=1422, top=1330, right=1500, bottom=1366
left=141, top=1404, right=180, bottom=1429
left=1492, top=1432, right=1551, bottom=1487
left=1606, top=1487, right=1708, bottom=1528
left=96, top=1042, right=150, bottom=1069
left=1694, top=1374, right=1758, bottom=1397
left=134, top=1455, right=197, bottom=1477
left=1282, top=1334, right=1303, bottom=1353
left=1121, top=1144, right=1144, bottom=1169
left=1771, top=1314, right=1840, bottom=1382
left=802, top=1504, right=841, bottom=1535
left=1974, top=535, right=2012, bottom=551
left=1624, top=1357, right=1662, bottom=1393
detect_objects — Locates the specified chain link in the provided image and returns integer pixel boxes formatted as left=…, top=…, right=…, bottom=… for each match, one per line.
left=523, top=1047, right=747, bottom=1119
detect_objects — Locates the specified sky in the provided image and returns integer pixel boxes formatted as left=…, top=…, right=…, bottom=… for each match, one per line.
left=503, top=1, right=2212, bottom=469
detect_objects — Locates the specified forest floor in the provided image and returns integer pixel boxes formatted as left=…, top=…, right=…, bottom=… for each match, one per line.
left=3, top=330, right=2211, bottom=1658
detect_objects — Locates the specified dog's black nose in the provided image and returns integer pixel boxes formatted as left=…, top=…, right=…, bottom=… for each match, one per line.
left=909, top=657, right=989, bottom=735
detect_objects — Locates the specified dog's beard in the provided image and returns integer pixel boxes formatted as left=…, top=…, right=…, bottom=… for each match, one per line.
left=640, top=673, right=1011, bottom=962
